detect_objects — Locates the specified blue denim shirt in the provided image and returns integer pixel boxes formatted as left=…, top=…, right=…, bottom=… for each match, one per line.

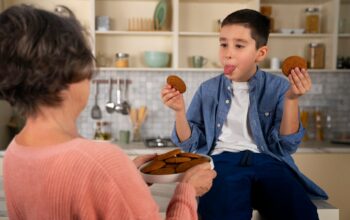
left=172, top=69, right=328, bottom=199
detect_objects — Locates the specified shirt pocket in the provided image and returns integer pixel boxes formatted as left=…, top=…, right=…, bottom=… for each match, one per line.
left=258, top=110, right=275, bottom=135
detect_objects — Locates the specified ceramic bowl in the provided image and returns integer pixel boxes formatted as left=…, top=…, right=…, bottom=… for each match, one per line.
left=144, top=51, right=170, bottom=68
left=139, top=154, right=214, bottom=184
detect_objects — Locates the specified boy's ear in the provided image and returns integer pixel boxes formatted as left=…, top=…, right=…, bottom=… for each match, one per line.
left=255, top=46, right=268, bottom=62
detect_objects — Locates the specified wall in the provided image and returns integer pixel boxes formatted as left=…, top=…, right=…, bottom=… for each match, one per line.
left=77, top=70, right=350, bottom=140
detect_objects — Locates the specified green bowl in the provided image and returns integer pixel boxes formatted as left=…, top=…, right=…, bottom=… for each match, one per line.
left=144, top=51, right=170, bottom=68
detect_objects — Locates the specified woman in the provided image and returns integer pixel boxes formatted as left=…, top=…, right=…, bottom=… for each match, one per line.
left=0, top=5, right=216, bottom=220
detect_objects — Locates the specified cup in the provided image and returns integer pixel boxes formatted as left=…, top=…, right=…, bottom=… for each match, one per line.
left=119, top=130, right=130, bottom=144
left=270, top=57, right=280, bottom=70
left=191, top=56, right=208, bottom=68
left=96, top=16, right=110, bottom=31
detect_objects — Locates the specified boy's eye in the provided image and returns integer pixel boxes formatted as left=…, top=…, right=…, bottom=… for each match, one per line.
left=220, top=43, right=227, bottom=48
left=236, top=44, right=244, bottom=49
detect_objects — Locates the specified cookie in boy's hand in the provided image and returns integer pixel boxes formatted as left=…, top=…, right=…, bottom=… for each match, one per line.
left=281, top=56, right=307, bottom=77
left=166, top=75, right=186, bottom=93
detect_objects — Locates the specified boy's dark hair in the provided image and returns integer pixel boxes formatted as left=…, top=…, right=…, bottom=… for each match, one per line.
left=0, top=5, right=95, bottom=117
left=221, top=9, right=270, bottom=49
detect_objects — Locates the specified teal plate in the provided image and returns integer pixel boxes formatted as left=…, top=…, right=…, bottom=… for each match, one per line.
left=154, top=0, right=168, bottom=29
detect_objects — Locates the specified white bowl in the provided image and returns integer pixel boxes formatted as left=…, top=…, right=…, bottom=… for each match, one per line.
left=139, top=154, right=214, bottom=184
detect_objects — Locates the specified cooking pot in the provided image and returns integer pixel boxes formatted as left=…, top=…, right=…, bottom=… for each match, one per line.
left=144, top=137, right=175, bottom=148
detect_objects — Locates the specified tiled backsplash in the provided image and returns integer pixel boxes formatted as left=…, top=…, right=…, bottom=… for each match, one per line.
left=78, top=69, right=350, bottom=140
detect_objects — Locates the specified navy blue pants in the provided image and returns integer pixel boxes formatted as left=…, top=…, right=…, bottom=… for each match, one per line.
left=198, top=151, right=319, bottom=220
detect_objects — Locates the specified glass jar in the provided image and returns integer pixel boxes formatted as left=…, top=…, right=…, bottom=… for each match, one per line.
left=305, top=7, right=321, bottom=33
left=308, top=43, right=325, bottom=69
left=94, top=121, right=112, bottom=140
left=115, top=53, right=129, bottom=68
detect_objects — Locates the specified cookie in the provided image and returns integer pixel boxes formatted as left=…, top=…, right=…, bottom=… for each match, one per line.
left=156, top=149, right=182, bottom=161
left=165, top=157, right=192, bottom=163
left=141, top=160, right=166, bottom=173
left=150, top=167, right=176, bottom=175
left=178, top=152, right=202, bottom=159
left=175, top=158, right=209, bottom=173
left=166, top=75, right=187, bottom=94
left=281, top=56, right=307, bottom=77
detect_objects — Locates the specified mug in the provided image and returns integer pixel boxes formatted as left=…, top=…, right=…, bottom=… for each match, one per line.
left=191, top=56, right=208, bottom=68
left=119, top=130, right=130, bottom=144
left=96, top=16, right=110, bottom=31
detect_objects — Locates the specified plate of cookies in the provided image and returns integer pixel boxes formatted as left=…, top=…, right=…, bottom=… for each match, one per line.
left=139, top=149, right=214, bottom=184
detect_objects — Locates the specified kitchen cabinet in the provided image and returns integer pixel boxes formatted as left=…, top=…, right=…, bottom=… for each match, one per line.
left=1, top=0, right=348, bottom=70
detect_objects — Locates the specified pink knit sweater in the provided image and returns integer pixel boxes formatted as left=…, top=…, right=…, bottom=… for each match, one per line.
left=3, top=138, right=198, bottom=220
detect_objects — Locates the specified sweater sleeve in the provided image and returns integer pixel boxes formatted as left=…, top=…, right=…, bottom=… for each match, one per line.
left=76, top=142, right=198, bottom=220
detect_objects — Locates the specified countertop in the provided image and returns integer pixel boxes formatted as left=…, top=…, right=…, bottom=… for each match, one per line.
left=1, top=140, right=350, bottom=157
left=116, top=141, right=350, bottom=155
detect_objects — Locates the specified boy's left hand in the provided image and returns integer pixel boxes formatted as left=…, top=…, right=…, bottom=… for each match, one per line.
left=285, top=67, right=312, bottom=100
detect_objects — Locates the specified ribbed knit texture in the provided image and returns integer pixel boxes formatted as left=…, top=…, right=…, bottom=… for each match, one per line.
left=3, top=138, right=197, bottom=220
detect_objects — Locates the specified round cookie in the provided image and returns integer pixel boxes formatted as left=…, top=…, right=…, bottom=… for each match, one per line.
left=150, top=167, right=176, bottom=175
left=156, top=149, right=182, bottom=161
left=175, top=158, right=209, bottom=173
left=281, top=56, right=307, bottom=77
left=141, top=160, right=166, bottom=173
left=166, top=75, right=187, bottom=93
left=178, top=152, right=202, bottom=159
left=165, top=157, right=192, bottom=164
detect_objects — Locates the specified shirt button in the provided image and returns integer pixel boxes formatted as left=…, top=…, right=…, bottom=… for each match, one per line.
left=217, top=123, right=221, bottom=127
left=225, top=99, right=230, bottom=104
left=265, top=112, right=270, bottom=117
left=227, top=86, right=231, bottom=90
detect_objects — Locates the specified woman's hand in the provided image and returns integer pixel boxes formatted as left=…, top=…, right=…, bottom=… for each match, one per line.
left=286, top=67, right=312, bottom=100
left=180, top=162, right=217, bottom=197
left=133, top=154, right=156, bottom=169
left=161, top=84, right=185, bottom=112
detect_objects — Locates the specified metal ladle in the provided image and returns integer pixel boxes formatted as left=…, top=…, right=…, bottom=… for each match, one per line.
left=121, top=76, right=131, bottom=115
left=91, top=82, right=102, bottom=119
left=114, top=77, right=123, bottom=113
left=105, top=78, right=115, bottom=113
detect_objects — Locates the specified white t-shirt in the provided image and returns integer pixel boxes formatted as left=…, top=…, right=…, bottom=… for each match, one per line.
left=212, top=81, right=260, bottom=155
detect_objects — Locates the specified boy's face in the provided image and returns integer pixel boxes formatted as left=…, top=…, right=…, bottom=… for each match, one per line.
left=219, top=24, right=267, bottom=82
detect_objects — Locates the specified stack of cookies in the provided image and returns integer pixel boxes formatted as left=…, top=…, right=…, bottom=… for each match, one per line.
left=141, top=149, right=210, bottom=175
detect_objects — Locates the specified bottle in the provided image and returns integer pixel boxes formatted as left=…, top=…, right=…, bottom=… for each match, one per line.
left=324, top=113, right=333, bottom=141
left=94, top=121, right=104, bottom=140
left=305, top=7, right=321, bottom=33
left=308, top=43, right=325, bottom=69
left=314, top=108, right=324, bottom=141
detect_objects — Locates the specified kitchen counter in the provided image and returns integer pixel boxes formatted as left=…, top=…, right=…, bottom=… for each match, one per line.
left=116, top=140, right=350, bottom=155
left=0, top=140, right=349, bottom=157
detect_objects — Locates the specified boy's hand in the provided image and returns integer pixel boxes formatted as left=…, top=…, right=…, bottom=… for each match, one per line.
left=285, top=67, right=312, bottom=100
left=161, top=84, right=185, bottom=112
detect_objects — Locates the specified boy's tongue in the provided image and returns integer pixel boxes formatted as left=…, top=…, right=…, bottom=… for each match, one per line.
left=224, top=65, right=236, bottom=75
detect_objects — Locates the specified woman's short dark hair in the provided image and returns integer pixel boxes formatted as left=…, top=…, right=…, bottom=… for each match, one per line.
left=221, top=9, right=270, bottom=49
left=0, top=5, right=95, bottom=117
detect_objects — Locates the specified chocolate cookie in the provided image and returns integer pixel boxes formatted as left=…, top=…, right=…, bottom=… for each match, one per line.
left=166, top=75, right=186, bottom=93
left=281, top=56, right=307, bottom=77
left=156, top=149, right=182, bottom=161
left=141, top=160, right=166, bottom=173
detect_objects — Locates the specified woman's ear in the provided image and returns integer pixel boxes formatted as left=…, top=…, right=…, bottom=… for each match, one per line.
left=256, top=46, right=268, bottom=62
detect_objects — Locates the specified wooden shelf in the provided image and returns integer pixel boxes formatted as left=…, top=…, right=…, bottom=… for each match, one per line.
left=95, top=31, right=173, bottom=36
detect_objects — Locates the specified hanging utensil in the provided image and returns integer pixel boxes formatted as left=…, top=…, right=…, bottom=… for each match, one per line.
left=114, top=77, right=123, bottom=113
left=105, top=78, right=116, bottom=113
left=121, top=76, right=131, bottom=115
left=91, top=82, right=102, bottom=119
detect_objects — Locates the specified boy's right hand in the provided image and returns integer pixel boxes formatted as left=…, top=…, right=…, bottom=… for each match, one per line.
left=161, top=84, right=185, bottom=112
left=180, top=162, right=217, bottom=197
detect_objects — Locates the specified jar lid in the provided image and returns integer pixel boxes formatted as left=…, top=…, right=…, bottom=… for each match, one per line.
left=305, top=7, right=319, bottom=13
left=309, top=43, right=324, bottom=47
left=115, top=53, right=129, bottom=58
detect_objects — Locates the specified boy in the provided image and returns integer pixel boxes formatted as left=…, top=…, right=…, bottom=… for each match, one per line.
left=161, top=9, right=327, bottom=220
